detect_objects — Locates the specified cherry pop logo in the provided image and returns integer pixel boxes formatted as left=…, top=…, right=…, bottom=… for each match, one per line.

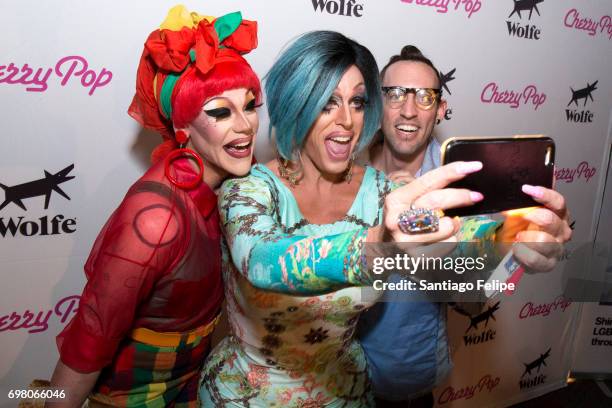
left=0, top=295, right=79, bottom=334
left=555, top=161, right=596, bottom=183
left=438, top=375, right=500, bottom=404
left=400, top=0, right=483, bottom=19
left=564, top=9, right=612, bottom=39
left=480, top=82, right=546, bottom=110
left=519, top=295, right=572, bottom=319
left=0, top=56, right=112, bottom=95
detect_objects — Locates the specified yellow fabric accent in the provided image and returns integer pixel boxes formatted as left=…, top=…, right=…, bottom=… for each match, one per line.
left=152, top=74, right=158, bottom=101
left=159, top=5, right=214, bottom=31
left=129, top=314, right=220, bottom=347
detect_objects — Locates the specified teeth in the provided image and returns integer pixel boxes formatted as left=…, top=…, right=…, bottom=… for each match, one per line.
left=329, top=137, right=351, bottom=143
left=396, top=124, right=418, bottom=132
left=228, top=141, right=250, bottom=149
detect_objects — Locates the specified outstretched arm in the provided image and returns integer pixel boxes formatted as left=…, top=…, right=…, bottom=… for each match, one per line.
left=219, top=176, right=374, bottom=294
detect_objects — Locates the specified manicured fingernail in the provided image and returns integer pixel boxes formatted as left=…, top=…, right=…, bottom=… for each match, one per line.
left=470, top=191, right=484, bottom=202
left=522, top=184, right=544, bottom=198
left=457, top=161, right=483, bottom=174
left=515, top=232, right=523, bottom=241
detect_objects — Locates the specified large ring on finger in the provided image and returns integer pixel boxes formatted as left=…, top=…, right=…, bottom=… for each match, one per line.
left=397, top=206, right=444, bottom=234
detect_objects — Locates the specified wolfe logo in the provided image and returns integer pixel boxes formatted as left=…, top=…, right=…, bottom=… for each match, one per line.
left=519, top=347, right=551, bottom=389
left=311, top=0, right=363, bottom=17
left=506, top=0, right=543, bottom=40
left=439, top=68, right=456, bottom=120
left=566, top=81, right=597, bottom=123
left=0, top=164, right=74, bottom=211
left=0, top=164, right=77, bottom=237
left=454, top=301, right=499, bottom=346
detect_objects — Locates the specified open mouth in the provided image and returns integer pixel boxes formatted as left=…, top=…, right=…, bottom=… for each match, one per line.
left=224, top=137, right=253, bottom=159
left=324, top=133, right=353, bottom=160
left=395, top=124, right=419, bottom=134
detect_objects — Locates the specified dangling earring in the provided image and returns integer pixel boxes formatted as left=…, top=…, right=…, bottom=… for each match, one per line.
left=344, top=153, right=355, bottom=183
left=164, top=130, right=204, bottom=190
left=277, top=156, right=299, bottom=187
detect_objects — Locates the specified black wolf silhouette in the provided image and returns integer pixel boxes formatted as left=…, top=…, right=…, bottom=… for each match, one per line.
left=0, top=164, right=74, bottom=211
left=508, top=0, right=544, bottom=20
left=567, top=81, right=598, bottom=107
left=522, top=348, right=551, bottom=377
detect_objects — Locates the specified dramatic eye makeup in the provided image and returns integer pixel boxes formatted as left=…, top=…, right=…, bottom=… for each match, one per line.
left=203, top=107, right=231, bottom=119
left=322, top=95, right=341, bottom=113
left=245, top=98, right=261, bottom=112
left=350, top=95, right=366, bottom=111
left=322, top=94, right=367, bottom=113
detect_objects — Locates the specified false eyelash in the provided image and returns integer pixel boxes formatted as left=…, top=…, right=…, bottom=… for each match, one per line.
left=245, top=101, right=263, bottom=110
left=204, top=107, right=231, bottom=119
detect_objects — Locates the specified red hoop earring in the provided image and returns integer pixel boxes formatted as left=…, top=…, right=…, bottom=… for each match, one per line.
left=164, top=148, right=204, bottom=190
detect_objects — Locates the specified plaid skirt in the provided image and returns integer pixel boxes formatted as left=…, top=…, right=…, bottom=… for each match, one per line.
left=88, top=326, right=214, bottom=408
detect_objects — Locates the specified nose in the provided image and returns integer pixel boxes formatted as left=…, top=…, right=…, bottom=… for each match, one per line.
left=233, top=110, right=255, bottom=135
left=399, top=94, right=418, bottom=118
left=335, top=102, right=354, bottom=129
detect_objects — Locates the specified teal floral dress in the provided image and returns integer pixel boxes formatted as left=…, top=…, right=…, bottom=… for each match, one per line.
left=199, top=164, right=393, bottom=407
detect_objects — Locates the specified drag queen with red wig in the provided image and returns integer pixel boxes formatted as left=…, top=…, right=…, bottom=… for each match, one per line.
left=47, top=6, right=260, bottom=407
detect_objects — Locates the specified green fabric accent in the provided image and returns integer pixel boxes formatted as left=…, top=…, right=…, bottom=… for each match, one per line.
left=160, top=72, right=180, bottom=119
left=214, top=11, right=242, bottom=43
left=160, top=12, right=242, bottom=120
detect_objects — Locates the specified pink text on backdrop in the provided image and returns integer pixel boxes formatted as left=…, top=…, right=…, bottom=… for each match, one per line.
left=0, top=295, right=79, bottom=334
left=480, top=82, right=546, bottom=110
left=0, top=56, right=112, bottom=94
left=555, top=161, right=596, bottom=183
left=519, top=295, right=572, bottom=319
left=438, top=375, right=500, bottom=404
left=564, top=9, right=612, bottom=39
left=400, top=0, right=482, bottom=18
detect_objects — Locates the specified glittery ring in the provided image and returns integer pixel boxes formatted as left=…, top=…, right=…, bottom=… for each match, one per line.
left=397, top=206, right=444, bottom=234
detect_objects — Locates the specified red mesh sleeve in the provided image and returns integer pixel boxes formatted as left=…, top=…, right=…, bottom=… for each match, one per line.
left=57, top=182, right=185, bottom=372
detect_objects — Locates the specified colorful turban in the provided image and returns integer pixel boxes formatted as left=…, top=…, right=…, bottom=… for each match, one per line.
left=128, top=5, right=258, bottom=142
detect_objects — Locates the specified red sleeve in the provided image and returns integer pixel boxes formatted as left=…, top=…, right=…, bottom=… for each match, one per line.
left=56, top=183, right=185, bottom=373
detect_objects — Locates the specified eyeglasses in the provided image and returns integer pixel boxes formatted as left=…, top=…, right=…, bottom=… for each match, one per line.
left=381, top=86, right=441, bottom=110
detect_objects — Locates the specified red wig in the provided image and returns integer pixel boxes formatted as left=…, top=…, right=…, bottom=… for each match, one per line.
left=128, top=13, right=260, bottom=163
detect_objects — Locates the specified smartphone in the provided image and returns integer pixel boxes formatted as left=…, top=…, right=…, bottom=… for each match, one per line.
left=440, top=135, right=555, bottom=217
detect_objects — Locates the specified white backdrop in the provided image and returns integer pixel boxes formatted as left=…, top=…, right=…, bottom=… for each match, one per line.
left=1, top=1, right=611, bottom=407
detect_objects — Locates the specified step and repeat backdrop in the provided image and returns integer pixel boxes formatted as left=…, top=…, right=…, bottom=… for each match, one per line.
left=1, top=1, right=611, bottom=407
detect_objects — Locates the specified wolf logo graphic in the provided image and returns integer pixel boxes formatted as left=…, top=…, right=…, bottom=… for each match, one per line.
left=522, top=348, right=551, bottom=377
left=439, top=68, right=456, bottom=96
left=464, top=301, right=500, bottom=333
left=567, top=81, right=598, bottom=107
left=508, top=0, right=543, bottom=20
left=0, top=164, right=75, bottom=211
left=452, top=301, right=501, bottom=333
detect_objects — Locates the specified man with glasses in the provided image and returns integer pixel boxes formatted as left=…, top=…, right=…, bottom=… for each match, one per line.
left=358, top=45, right=448, bottom=408
left=359, top=45, right=572, bottom=408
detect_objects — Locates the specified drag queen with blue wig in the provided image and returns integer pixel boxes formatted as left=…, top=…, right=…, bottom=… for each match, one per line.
left=198, top=31, right=488, bottom=407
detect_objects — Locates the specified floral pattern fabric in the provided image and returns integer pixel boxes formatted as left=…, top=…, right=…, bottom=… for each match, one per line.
left=199, top=164, right=392, bottom=407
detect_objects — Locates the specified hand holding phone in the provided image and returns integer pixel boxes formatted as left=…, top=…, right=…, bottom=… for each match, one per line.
left=441, top=135, right=555, bottom=217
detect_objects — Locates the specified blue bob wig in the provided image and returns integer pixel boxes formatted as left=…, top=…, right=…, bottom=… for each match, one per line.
left=265, top=31, right=382, bottom=160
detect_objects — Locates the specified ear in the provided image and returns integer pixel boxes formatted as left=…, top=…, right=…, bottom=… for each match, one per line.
left=436, top=98, right=448, bottom=122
